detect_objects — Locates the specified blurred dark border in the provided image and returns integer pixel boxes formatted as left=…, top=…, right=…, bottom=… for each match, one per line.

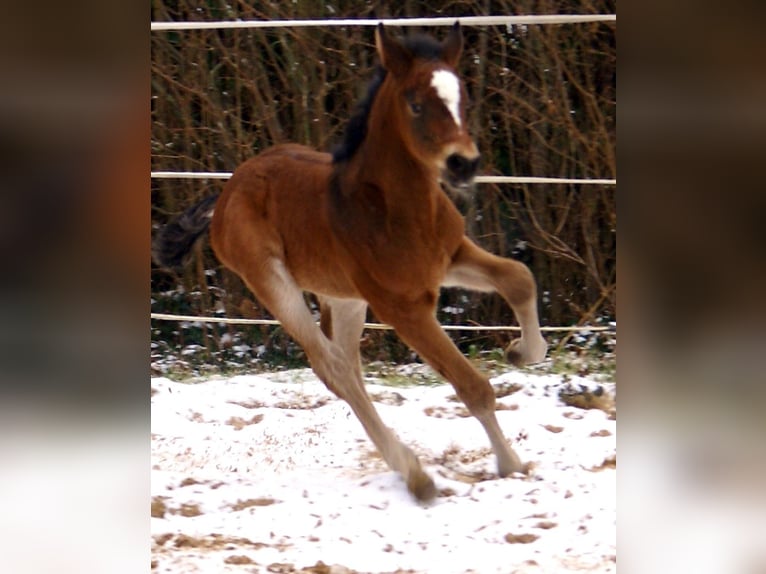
left=620, top=0, right=766, bottom=571
left=620, top=1, right=766, bottom=403
left=0, top=1, right=149, bottom=572
left=0, top=0, right=149, bottom=405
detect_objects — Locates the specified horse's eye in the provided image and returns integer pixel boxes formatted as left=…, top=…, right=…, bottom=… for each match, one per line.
left=409, top=102, right=423, bottom=116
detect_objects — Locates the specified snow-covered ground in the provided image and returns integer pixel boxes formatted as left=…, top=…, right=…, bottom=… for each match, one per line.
left=151, top=368, right=616, bottom=573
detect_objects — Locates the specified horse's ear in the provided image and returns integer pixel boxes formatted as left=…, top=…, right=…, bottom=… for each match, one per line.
left=375, top=23, right=412, bottom=77
left=442, top=21, right=463, bottom=68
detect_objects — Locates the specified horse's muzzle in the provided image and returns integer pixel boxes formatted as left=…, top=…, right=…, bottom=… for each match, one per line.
left=444, top=153, right=480, bottom=190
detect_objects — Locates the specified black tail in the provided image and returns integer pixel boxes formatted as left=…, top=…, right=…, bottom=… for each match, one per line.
left=152, top=194, right=220, bottom=270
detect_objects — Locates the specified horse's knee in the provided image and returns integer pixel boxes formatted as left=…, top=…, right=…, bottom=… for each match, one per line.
left=504, top=260, right=537, bottom=306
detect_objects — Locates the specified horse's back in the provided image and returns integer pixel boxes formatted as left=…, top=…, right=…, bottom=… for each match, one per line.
left=228, top=143, right=332, bottom=192
left=210, top=144, right=358, bottom=297
left=255, top=143, right=332, bottom=167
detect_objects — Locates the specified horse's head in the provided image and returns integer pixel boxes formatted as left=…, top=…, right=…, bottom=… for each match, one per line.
left=375, top=22, right=480, bottom=193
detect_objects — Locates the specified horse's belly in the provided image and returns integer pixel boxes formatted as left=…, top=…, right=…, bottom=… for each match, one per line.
left=281, top=229, right=359, bottom=298
left=288, top=258, right=359, bottom=298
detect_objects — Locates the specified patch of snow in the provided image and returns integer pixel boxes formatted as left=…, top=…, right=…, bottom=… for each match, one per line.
left=152, top=368, right=616, bottom=573
left=442, top=306, right=465, bottom=315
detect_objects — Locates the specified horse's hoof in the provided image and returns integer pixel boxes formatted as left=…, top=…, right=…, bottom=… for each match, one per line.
left=498, top=459, right=531, bottom=477
left=407, top=471, right=437, bottom=502
left=505, top=342, right=525, bottom=368
left=505, top=337, right=547, bottom=367
left=497, top=454, right=525, bottom=477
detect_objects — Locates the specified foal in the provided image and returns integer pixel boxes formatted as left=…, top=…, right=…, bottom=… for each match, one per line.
left=153, top=23, right=547, bottom=501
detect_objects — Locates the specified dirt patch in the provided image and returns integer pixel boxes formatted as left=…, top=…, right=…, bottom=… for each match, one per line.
left=275, top=397, right=332, bottom=410
left=445, top=469, right=498, bottom=484
left=229, top=397, right=332, bottom=410
left=431, top=444, right=524, bottom=484
left=153, top=533, right=173, bottom=547
left=224, top=554, right=254, bottom=564
left=534, top=521, right=558, bottom=529
left=295, top=561, right=354, bottom=573
left=152, top=499, right=204, bottom=518
left=437, top=444, right=493, bottom=465
left=424, top=403, right=517, bottom=418
left=423, top=405, right=470, bottom=418
left=230, top=497, right=278, bottom=511
left=588, top=454, right=617, bottom=471
left=176, top=503, right=203, bottom=517
left=446, top=382, right=522, bottom=403
left=505, top=532, right=540, bottom=544
left=494, top=381, right=523, bottom=398
left=495, top=402, right=519, bottom=411
left=267, top=563, right=295, bottom=573
left=369, top=390, right=406, bottom=406
left=226, top=414, right=265, bottom=430
left=154, top=533, right=272, bottom=551
left=558, top=384, right=615, bottom=417
left=563, top=411, right=584, bottom=420
left=227, top=399, right=266, bottom=409
left=151, top=496, right=168, bottom=518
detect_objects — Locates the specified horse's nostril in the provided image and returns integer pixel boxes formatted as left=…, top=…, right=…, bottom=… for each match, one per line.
left=446, top=153, right=480, bottom=179
left=446, top=154, right=464, bottom=172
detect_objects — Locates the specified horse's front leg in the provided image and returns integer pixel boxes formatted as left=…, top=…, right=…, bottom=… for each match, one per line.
left=444, top=237, right=548, bottom=366
left=369, top=294, right=527, bottom=478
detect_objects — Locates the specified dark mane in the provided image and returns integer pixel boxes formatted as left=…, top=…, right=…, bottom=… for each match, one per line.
left=331, top=33, right=446, bottom=164
left=399, top=33, right=446, bottom=61
left=331, top=65, right=386, bottom=164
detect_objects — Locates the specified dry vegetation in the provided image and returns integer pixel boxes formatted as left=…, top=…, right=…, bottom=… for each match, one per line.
left=151, top=0, right=616, bottom=365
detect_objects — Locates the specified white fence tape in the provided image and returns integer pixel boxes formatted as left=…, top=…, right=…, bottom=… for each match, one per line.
left=151, top=14, right=616, bottom=32
left=151, top=312, right=615, bottom=333
left=150, top=171, right=616, bottom=185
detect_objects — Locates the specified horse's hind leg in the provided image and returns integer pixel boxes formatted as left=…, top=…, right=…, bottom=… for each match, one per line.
left=318, top=296, right=366, bottom=379
left=445, top=237, right=548, bottom=366
left=317, top=296, right=436, bottom=500
left=239, top=261, right=435, bottom=500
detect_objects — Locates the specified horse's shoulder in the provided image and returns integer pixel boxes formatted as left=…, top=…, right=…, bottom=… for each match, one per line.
left=434, top=191, right=466, bottom=242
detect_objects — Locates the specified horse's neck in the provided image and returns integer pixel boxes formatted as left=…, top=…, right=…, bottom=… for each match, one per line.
left=349, top=131, right=439, bottom=203
left=333, top=149, right=464, bottom=250
left=332, top=90, right=457, bottom=230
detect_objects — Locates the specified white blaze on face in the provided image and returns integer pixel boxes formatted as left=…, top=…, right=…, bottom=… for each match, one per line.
left=430, top=69, right=462, bottom=129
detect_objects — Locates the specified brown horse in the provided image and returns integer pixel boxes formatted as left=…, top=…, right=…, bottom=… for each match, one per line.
left=153, top=23, right=547, bottom=501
